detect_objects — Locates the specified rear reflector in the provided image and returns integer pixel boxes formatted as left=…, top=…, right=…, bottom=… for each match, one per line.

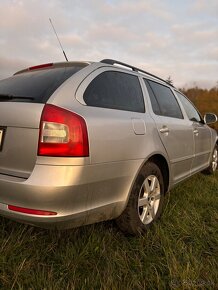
left=29, top=63, right=53, bottom=71
left=8, top=205, right=57, bottom=216
left=38, top=104, right=89, bottom=157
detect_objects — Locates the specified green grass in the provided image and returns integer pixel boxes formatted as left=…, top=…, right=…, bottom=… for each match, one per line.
left=0, top=172, right=217, bottom=290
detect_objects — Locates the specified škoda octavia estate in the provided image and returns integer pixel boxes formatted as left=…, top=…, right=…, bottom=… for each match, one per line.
left=0, top=59, right=217, bottom=234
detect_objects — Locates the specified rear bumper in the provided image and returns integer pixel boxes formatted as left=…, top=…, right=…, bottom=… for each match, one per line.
left=0, top=160, right=142, bottom=229
left=0, top=202, right=88, bottom=229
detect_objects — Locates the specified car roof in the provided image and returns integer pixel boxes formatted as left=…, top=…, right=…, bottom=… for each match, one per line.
left=14, top=59, right=175, bottom=90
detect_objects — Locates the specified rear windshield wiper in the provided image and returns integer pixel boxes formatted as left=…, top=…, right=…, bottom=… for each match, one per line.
left=0, top=94, right=35, bottom=101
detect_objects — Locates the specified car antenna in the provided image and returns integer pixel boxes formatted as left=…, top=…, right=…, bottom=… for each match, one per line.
left=49, top=18, right=68, bottom=62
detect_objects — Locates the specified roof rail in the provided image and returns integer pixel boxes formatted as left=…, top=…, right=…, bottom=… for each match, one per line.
left=100, top=59, right=174, bottom=87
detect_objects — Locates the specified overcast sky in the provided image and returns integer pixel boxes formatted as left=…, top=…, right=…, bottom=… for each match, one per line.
left=0, top=0, right=217, bottom=88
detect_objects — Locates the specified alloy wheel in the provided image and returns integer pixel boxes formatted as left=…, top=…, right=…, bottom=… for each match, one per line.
left=138, top=175, right=161, bottom=225
left=212, top=147, right=218, bottom=172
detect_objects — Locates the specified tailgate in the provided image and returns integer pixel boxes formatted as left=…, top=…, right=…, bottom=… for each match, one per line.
left=0, top=103, right=44, bottom=178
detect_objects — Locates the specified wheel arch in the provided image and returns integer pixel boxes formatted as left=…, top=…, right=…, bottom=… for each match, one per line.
left=147, top=154, right=170, bottom=194
left=128, top=153, right=170, bottom=200
left=116, top=154, right=170, bottom=234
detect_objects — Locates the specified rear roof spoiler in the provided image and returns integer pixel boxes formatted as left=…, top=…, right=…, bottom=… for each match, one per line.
left=14, top=61, right=91, bottom=75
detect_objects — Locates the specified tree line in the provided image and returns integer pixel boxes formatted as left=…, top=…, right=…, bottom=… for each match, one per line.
left=180, top=86, right=218, bottom=132
left=166, top=77, right=218, bottom=132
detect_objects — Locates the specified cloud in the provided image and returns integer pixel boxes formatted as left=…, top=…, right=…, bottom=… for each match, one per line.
left=190, top=0, right=218, bottom=17
left=0, top=0, right=217, bottom=88
left=172, top=23, right=218, bottom=46
left=0, top=56, right=31, bottom=79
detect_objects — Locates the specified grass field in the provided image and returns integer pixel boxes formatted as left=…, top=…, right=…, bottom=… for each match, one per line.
left=0, top=172, right=217, bottom=290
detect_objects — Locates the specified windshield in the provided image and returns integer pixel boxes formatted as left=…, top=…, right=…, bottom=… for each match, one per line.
left=0, top=65, right=86, bottom=103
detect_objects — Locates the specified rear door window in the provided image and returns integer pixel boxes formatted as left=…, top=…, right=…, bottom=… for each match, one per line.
left=0, top=65, right=86, bottom=103
left=144, top=79, right=183, bottom=119
left=84, top=71, right=145, bottom=113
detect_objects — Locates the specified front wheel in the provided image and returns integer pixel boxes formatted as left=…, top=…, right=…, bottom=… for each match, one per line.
left=116, top=162, right=165, bottom=235
left=202, top=145, right=218, bottom=175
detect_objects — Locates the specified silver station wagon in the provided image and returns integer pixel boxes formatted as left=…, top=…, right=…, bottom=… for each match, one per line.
left=0, top=59, right=217, bottom=234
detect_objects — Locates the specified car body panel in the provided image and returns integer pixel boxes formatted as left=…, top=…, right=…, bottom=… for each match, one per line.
left=191, top=122, right=212, bottom=173
left=0, top=159, right=143, bottom=228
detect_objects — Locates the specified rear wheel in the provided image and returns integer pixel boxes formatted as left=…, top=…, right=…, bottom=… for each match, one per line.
left=116, top=162, right=165, bottom=235
left=202, top=145, right=218, bottom=175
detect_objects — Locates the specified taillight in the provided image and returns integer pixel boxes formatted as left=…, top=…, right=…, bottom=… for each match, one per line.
left=38, top=104, right=89, bottom=157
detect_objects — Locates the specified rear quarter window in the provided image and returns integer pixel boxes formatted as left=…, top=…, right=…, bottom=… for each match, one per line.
left=83, top=71, right=145, bottom=113
left=0, top=65, right=86, bottom=103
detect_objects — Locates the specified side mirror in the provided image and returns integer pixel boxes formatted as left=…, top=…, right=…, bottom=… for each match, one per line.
left=204, top=113, right=218, bottom=124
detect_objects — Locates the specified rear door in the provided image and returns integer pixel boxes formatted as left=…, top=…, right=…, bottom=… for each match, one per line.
left=144, top=79, right=194, bottom=183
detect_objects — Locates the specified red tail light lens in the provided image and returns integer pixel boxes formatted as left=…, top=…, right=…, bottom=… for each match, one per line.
left=38, top=104, right=89, bottom=157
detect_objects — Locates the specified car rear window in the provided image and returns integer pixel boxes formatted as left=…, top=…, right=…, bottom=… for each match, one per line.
left=0, top=65, right=86, bottom=103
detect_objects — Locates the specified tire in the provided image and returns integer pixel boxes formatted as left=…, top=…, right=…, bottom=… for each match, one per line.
left=116, top=162, right=165, bottom=235
left=202, top=145, right=218, bottom=175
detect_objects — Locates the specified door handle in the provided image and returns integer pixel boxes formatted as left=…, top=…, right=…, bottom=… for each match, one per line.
left=159, top=126, right=169, bottom=134
left=193, top=129, right=199, bottom=135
